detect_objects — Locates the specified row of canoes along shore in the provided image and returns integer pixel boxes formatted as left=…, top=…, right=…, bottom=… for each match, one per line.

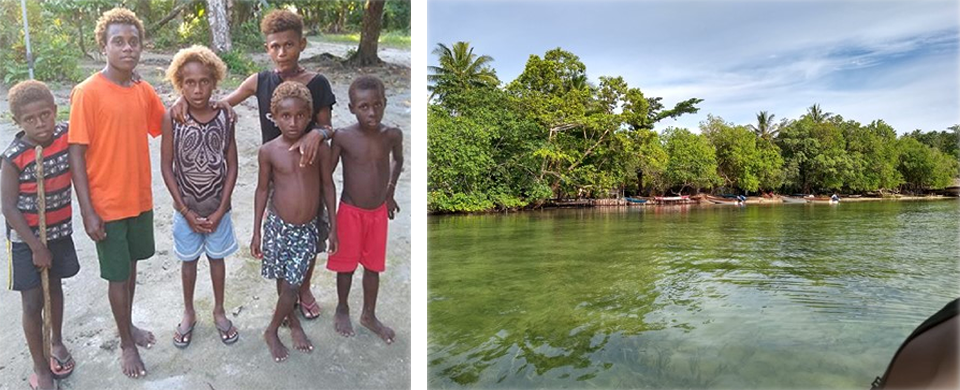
left=548, top=193, right=958, bottom=208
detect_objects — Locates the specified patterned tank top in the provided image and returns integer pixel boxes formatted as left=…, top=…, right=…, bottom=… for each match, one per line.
left=173, top=109, right=233, bottom=216
left=2, top=122, right=72, bottom=242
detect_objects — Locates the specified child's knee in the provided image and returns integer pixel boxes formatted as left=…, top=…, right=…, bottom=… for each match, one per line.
left=20, top=289, right=43, bottom=314
left=182, top=260, right=200, bottom=270
left=279, top=281, right=300, bottom=297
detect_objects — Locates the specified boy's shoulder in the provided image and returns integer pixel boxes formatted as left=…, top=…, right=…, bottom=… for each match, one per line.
left=72, top=73, right=158, bottom=97
left=259, top=136, right=288, bottom=154
left=2, top=133, right=29, bottom=162
left=0, top=122, right=67, bottom=165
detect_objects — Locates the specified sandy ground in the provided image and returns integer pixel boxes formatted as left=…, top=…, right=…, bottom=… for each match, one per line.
left=0, top=41, right=411, bottom=390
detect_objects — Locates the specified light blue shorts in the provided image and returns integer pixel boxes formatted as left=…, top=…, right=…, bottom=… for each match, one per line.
left=172, top=210, right=239, bottom=261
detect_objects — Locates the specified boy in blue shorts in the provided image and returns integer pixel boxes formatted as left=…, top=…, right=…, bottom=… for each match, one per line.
left=2, top=80, right=78, bottom=390
left=161, top=45, right=240, bottom=349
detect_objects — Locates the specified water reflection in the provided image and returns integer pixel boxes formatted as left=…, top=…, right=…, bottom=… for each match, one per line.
left=429, top=201, right=960, bottom=388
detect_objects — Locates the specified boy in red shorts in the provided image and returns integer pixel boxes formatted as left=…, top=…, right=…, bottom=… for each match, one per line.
left=328, top=76, right=403, bottom=344
left=68, top=8, right=163, bottom=379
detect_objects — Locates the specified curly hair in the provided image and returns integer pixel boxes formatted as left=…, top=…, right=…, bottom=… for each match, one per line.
left=94, top=8, right=145, bottom=49
left=270, top=81, right=313, bottom=115
left=349, top=75, right=386, bottom=101
left=7, top=80, right=55, bottom=120
left=165, top=45, right=228, bottom=94
left=260, top=9, right=303, bottom=37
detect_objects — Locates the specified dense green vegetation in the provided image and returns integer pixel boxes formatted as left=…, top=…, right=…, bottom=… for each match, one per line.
left=428, top=42, right=960, bottom=213
left=0, top=0, right=410, bottom=84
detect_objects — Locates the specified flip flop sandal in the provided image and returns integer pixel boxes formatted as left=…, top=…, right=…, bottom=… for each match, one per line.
left=216, top=320, right=240, bottom=345
left=49, top=353, right=75, bottom=380
left=298, top=299, right=321, bottom=320
left=173, top=321, right=197, bottom=349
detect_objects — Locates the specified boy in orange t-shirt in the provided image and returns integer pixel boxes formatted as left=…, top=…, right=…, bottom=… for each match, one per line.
left=67, top=8, right=163, bottom=379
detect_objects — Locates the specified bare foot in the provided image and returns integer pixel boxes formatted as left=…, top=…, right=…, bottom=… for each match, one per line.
left=263, top=330, right=289, bottom=362
left=334, top=306, right=354, bottom=337
left=289, top=323, right=314, bottom=353
left=120, top=345, right=146, bottom=378
left=360, top=313, right=395, bottom=344
left=29, top=371, right=56, bottom=390
left=131, top=325, right=155, bottom=349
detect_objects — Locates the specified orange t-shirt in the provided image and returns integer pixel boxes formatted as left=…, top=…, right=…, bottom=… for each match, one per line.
left=68, top=73, right=164, bottom=222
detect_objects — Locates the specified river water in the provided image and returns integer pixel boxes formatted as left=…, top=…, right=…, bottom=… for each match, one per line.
left=428, top=200, right=959, bottom=389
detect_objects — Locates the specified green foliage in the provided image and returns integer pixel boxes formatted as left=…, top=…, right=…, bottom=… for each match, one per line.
left=428, top=88, right=548, bottom=213
left=217, top=48, right=257, bottom=76
left=427, top=43, right=958, bottom=212
left=842, top=120, right=903, bottom=192
left=662, top=127, right=721, bottom=192
left=897, top=137, right=957, bottom=192
left=428, top=42, right=499, bottom=102
left=272, top=0, right=409, bottom=35
left=151, top=1, right=211, bottom=50
left=702, top=115, right=783, bottom=193
left=0, top=0, right=84, bottom=84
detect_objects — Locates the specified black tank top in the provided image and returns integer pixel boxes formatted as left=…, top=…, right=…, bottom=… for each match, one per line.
left=255, top=71, right=336, bottom=144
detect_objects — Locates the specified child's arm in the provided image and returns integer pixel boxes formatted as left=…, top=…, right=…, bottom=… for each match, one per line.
left=206, top=117, right=239, bottom=230
left=159, top=113, right=210, bottom=234
left=386, top=128, right=404, bottom=220
left=290, top=105, right=334, bottom=168
left=250, top=146, right=272, bottom=259
left=0, top=160, right=52, bottom=269
left=68, top=145, right=106, bottom=241
left=317, top=142, right=338, bottom=254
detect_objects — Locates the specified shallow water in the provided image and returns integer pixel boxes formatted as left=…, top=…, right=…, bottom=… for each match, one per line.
left=428, top=200, right=960, bottom=389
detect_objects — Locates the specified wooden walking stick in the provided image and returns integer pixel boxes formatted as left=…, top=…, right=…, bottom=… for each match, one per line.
left=35, top=145, right=52, bottom=363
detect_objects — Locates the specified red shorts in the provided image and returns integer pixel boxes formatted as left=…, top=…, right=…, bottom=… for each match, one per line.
left=327, top=202, right=388, bottom=273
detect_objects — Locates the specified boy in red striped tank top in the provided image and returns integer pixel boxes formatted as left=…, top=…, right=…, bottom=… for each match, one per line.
left=1, top=80, right=78, bottom=390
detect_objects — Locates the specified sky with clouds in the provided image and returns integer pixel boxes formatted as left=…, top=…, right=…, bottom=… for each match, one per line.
left=428, top=0, right=959, bottom=134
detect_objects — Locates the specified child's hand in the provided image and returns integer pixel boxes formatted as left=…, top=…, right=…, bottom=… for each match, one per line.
left=387, top=196, right=400, bottom=220
left=171, top=96, right=188, bottom=124
left=82, top=212, right=107, bottom=241
left=32, top=245, right=53, bottom=269
left=184, top=210, right=211, bottom=234
left=250, top=233, right=263, bottom=259
left=203, top=210, right=224, bottom=232
left=289, top=127, right=328, bottom=167
left=212, top=100, right=237, bottom=124
left=326, top=230, right=338, bottom=255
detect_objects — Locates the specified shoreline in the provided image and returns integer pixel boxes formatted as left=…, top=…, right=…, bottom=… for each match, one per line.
left=428, top=195, right=959, bottom=215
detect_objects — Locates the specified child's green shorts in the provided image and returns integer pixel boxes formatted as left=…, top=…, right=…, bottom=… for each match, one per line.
left=96, top=210, right=155, bottom=282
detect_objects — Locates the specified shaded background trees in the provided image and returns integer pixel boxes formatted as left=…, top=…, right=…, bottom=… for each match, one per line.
left=0, top=0, right=411, bottom=84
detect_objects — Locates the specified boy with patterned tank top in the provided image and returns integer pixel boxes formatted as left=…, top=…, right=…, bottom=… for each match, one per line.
left=2, top=80, right=78, bottom=390
left=160, top=45, right=240, bottom=349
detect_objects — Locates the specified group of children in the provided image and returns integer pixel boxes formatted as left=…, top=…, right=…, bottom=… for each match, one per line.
left=2, top=7, right=403, bottom=389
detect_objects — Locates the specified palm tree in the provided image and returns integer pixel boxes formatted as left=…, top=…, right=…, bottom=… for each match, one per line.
left=806, top=103, right=832, bottom=123
left=748, top=111, right=779, bottom=140
left=428, top=42, right=499, bottom=101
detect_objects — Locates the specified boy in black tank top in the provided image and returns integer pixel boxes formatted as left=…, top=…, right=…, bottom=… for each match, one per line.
left=170, top=9, right=335, bottom=322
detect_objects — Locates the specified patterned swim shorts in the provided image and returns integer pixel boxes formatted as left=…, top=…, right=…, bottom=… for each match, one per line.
left=260, top=211, right=319, bottom=286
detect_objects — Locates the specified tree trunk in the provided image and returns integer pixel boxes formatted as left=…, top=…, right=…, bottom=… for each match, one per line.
left=348, top=0, right=384, bottom=66
left=206, top=0, right=231, bottom=53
